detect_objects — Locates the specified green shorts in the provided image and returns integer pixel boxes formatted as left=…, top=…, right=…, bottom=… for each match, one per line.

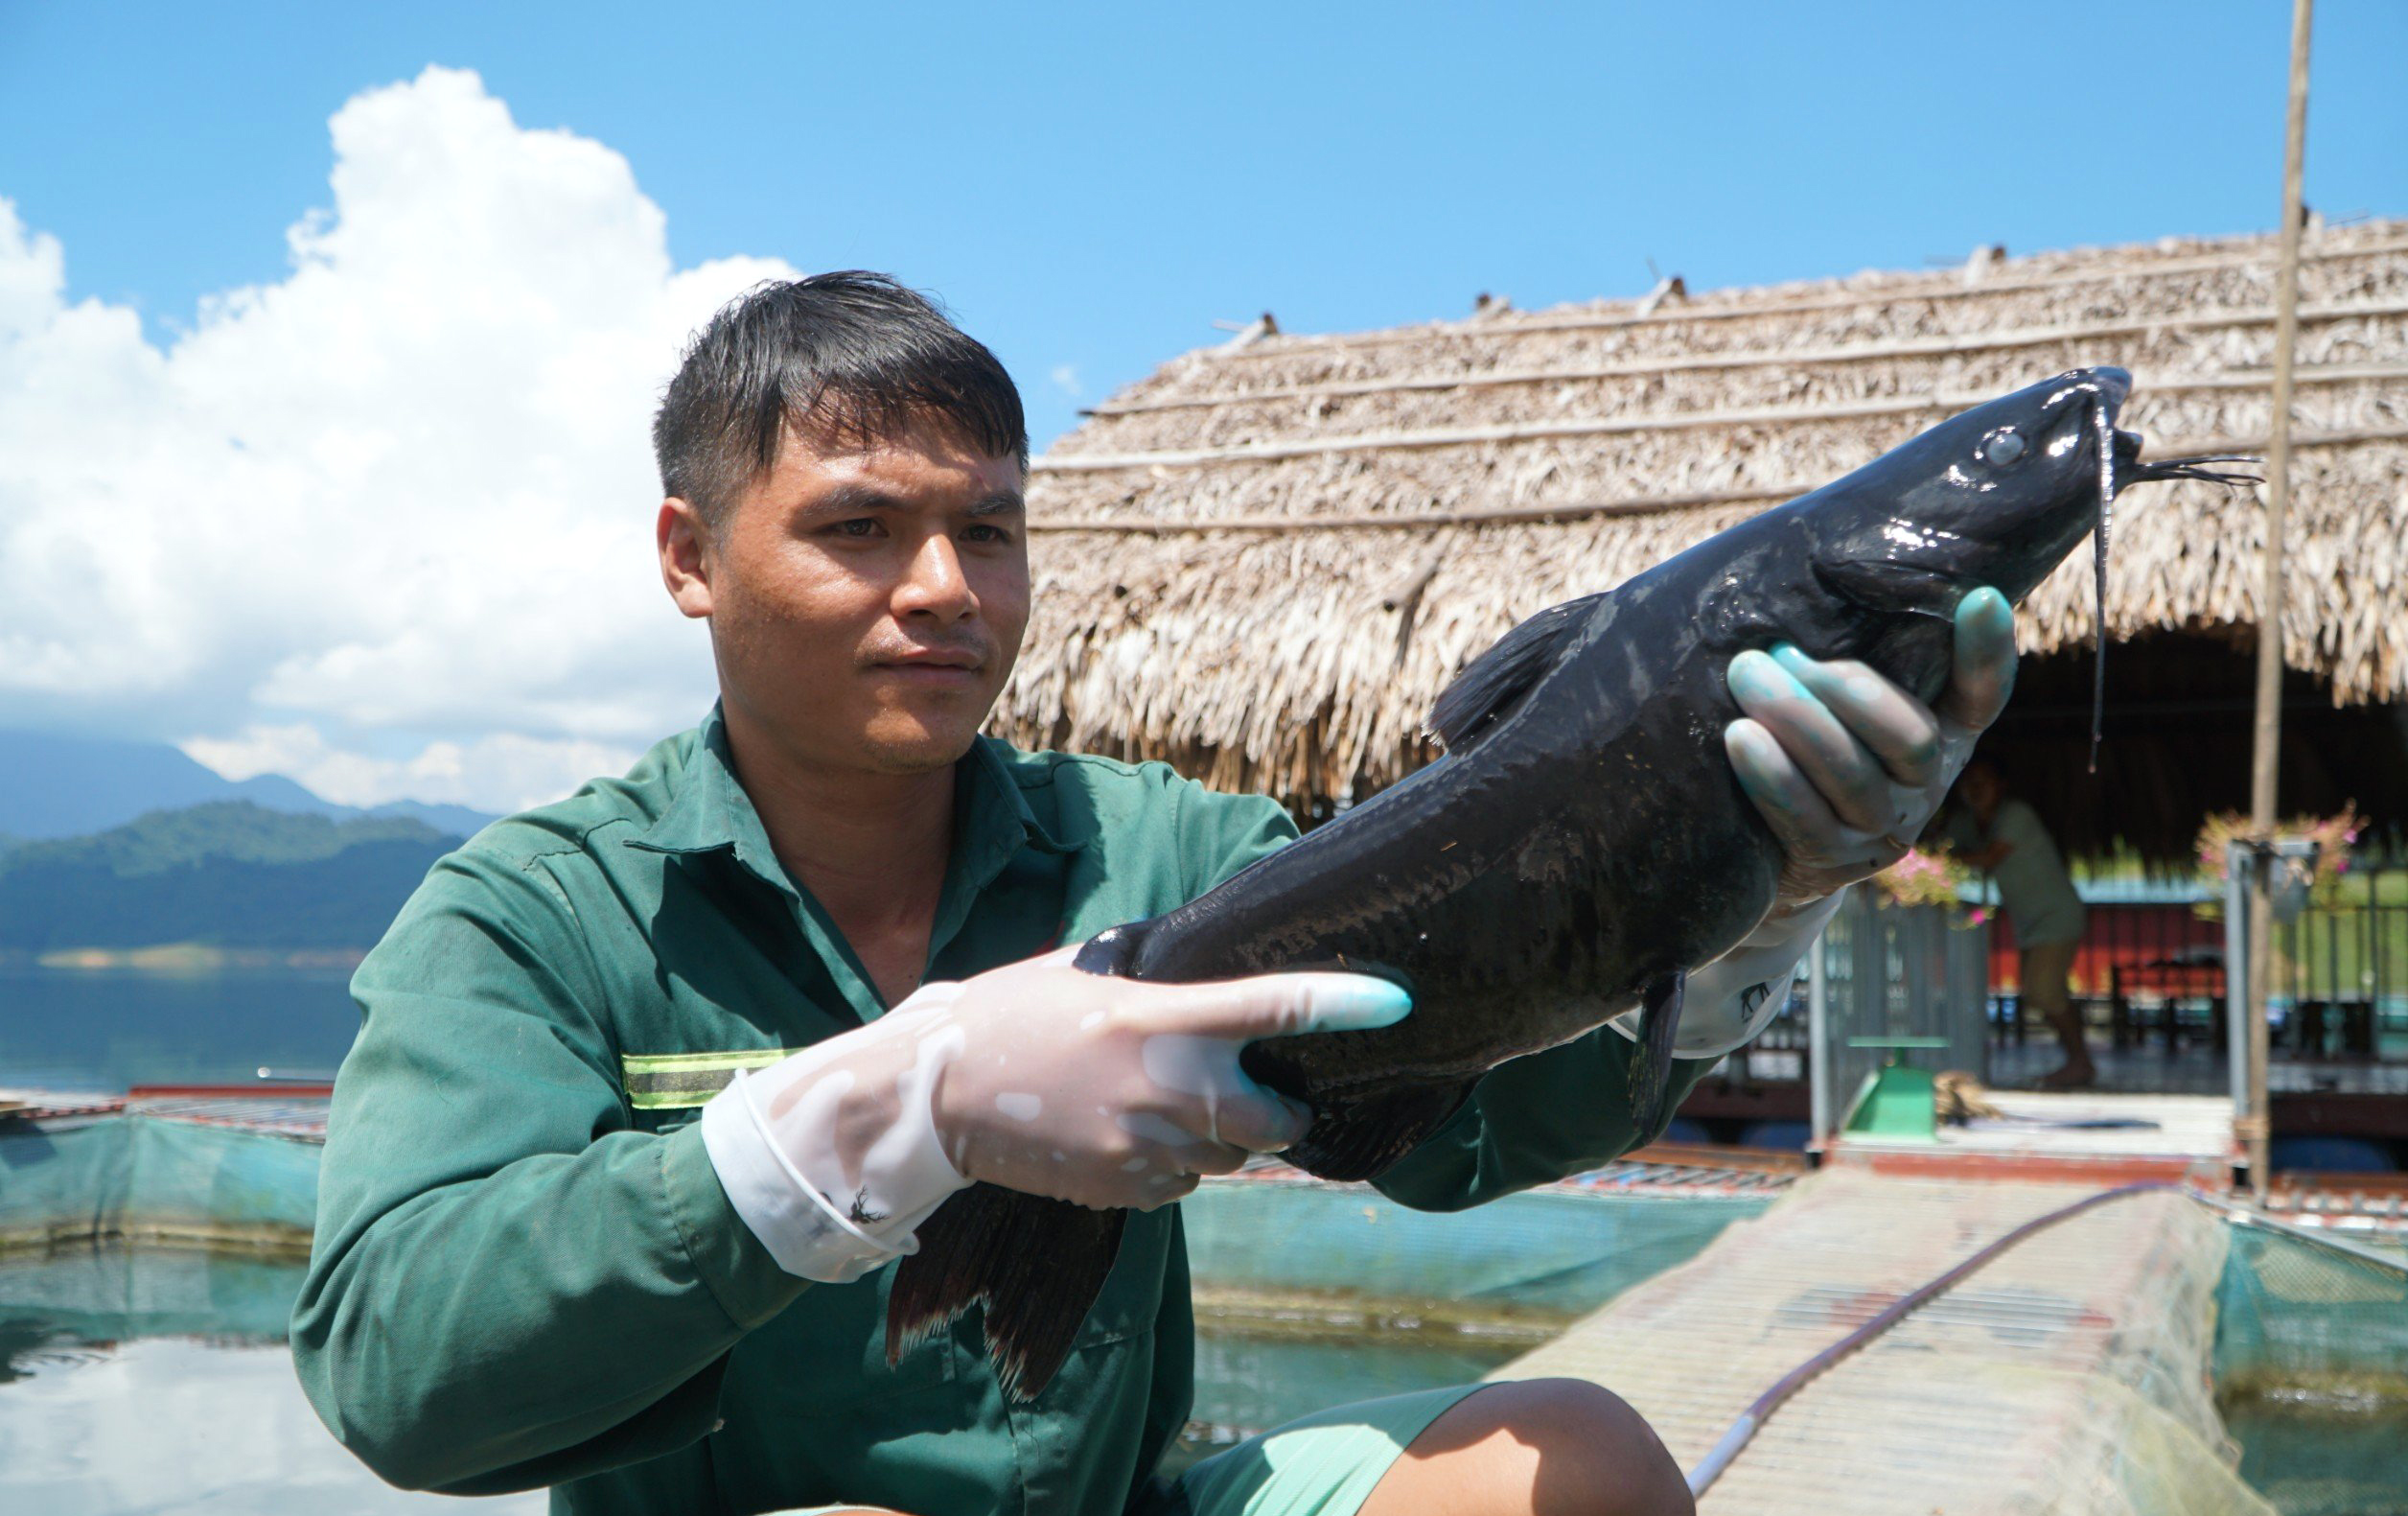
left=1169, top=1383, right=1489, bottom=1516
left=770, top=1382, right=1486, bottom=1516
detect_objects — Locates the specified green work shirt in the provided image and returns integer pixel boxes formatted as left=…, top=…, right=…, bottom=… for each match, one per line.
left=291, top=708, right=1703, bottom=1516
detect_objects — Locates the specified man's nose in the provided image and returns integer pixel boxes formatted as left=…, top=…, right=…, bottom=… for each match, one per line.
left=894, top=532, right=977, bottom=619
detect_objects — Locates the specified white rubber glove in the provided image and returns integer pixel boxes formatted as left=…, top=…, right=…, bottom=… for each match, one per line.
left=700, top=945, right=1413, bottom=1283
left=1614, top=589, right=2018, bottom=1062
left=1724, top=586, right=2017, bottom=908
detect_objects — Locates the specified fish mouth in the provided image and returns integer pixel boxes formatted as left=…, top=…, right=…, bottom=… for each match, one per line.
left=2032, top=364, right=2130, bottom=435
left=2061, top=367, right=2259, bottom=488
left=2055, top=363, right=2133, bottom=412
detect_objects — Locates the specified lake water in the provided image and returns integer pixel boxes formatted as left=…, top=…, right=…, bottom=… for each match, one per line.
left=0, top=1243, right=1507, bottom=1512
left=0, top=964, right=360, bottom=1091
left=2224, top=1396, right=2408, bottom=1516
left=6, top=1241, right=2398, bottom=1513
left=2, top=1335, right=547, bottom=1514
left=0, top=1245, right=544, bottom=1514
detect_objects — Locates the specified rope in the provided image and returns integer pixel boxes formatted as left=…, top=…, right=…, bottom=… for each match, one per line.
left=1085, top=352, right=2408, bottom=420
left=2188, top=1190, right=2408, bottom=1278
left=1683, top=1180, right=2178, bottom=1498
left=1684, top=1181, right=2408, bottom=1497
left=1030, top=421, right=2400, bottom=481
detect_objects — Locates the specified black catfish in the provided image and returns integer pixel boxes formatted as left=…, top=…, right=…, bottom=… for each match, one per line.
left=891, top=366, right=2250, bottom=1398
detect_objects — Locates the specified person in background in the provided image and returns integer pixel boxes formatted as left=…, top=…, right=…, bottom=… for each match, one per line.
left=1949, top=759, right=2091, bottom=1088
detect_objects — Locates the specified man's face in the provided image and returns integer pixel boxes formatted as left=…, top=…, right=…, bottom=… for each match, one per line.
left=667, top=414, right=1030, bottom=778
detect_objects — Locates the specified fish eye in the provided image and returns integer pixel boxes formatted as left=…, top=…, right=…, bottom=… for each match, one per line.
left=1981, top=430, right=2026, bottom=466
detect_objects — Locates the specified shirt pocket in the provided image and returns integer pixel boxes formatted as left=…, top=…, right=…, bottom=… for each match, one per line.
left=742, top=1264, right=961, bottom=1412
left=1070, top=1204, right=1173, bottom=1348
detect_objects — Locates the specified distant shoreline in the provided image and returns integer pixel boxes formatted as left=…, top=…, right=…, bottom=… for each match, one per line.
left=0, top=945, right=368, bottom=972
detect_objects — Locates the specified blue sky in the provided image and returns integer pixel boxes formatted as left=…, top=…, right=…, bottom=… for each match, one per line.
left=10, top=2, right=2403, bottom=446
left=0, top=2, right=2400, bottom=809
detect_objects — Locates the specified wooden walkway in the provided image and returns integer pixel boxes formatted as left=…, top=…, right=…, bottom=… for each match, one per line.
left=1830, top=1091, right=2237, bottom=1184
left=1494, top=1169, right=2275, bottom=1516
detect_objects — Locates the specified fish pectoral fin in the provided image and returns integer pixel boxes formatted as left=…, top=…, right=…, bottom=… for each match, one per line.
left=1425, top=592, right=1609, bottom=751
left=1285, top=1082, right=1477, bottom=1183
left=1811, top=558, right=1968, bottom=621
left=1625, top=970, right=1687, bottom=1136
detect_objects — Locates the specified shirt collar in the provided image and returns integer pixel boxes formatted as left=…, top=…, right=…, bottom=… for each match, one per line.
left=626, top=707, right=1082, bottom=903
left=961, top=732, right=1085, bottom=861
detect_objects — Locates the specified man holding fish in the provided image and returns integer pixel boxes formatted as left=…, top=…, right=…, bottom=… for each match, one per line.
left=295, top=274, right=2020, bottom=1516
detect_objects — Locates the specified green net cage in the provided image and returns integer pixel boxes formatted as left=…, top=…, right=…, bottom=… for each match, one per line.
left=2215, top=1223, right=2408, bottom=1516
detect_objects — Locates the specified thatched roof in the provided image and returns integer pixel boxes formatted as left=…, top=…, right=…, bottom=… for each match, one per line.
left=997, top=222, right=2408, bottom=824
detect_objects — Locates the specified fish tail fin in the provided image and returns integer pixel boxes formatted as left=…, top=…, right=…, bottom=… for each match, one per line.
left=887, top=1182, right=1125, bottom=1403
left=1625, top=970, right=1687, bottom=1135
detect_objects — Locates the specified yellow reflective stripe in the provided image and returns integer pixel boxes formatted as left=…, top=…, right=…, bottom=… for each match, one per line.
left=622, top=1050, right=793, bottom=1073
left=621, top=1049, right=789, bottom=1110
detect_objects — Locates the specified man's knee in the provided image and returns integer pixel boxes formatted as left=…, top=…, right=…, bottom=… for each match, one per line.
left=1381, top=1376, right=1692, bottom=1516
left=1508, top=1379, right=1691, bottom=1516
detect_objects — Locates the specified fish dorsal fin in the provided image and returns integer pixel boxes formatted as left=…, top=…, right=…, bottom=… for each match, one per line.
left=1425, top=592, right=1605, bottom=751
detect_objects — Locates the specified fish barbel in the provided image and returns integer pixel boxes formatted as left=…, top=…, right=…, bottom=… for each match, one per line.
left=891, top=366, right=2254, bottom=1399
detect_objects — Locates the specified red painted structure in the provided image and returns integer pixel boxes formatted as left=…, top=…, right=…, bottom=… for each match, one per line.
left=1985, top=902, right=2226, bottom=1001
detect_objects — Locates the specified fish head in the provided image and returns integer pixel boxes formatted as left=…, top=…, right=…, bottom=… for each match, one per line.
left=1804, top=365, right=2137, bottom=616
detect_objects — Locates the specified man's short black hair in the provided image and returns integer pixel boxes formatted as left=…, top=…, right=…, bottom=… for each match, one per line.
left=653, top=272, right=1028, bottom=523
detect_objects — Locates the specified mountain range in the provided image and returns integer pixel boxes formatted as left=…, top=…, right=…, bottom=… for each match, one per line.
left=0, top=729, right=498, bottom=952
left=0, top=802, right=461, bottom=951
left=0, top=728, right=495, bottom=842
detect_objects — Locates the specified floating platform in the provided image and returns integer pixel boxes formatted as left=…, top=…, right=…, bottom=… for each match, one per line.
left=1496, top=1168, right=2274, bottom=1515
left=1826, top=1089, right=2237, bottom=1184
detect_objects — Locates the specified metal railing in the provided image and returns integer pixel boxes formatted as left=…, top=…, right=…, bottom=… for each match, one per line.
left=1803, top=894, right=1990, bottom=1142
left=1738, top=857, right=2407, bottom=1141
left=2271, top=860, right=2408, bottom=1057
left=1985, top=858, right=2408, bottom=1064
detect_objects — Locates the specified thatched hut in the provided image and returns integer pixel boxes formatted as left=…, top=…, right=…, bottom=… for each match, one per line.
left=998, top=222, right=2408, bottom=860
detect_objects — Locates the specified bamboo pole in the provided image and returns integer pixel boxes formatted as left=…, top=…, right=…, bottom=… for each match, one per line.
left=1092, top=344, right=2408, bottom=418
left=1038, top=402, right=2408, bottom=474
left=1028, top=427, right=2399, bottom=531
left=2246, top=0, right=2314, bottom=1194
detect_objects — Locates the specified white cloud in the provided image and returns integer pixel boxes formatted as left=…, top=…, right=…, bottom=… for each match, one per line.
left=0, top=66, right=801, bottom=811
left=1049, top=362, right=1082, bottom=400
left=182, top=721, right=639, bottom=814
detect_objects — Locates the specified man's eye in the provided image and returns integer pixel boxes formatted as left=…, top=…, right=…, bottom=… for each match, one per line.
left=831, top=518, right=883, bottom=539
left=963, top=524, right=1012, bottom=545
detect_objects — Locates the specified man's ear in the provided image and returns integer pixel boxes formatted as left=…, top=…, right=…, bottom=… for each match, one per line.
left=659, top=498, right=714, bottom=619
